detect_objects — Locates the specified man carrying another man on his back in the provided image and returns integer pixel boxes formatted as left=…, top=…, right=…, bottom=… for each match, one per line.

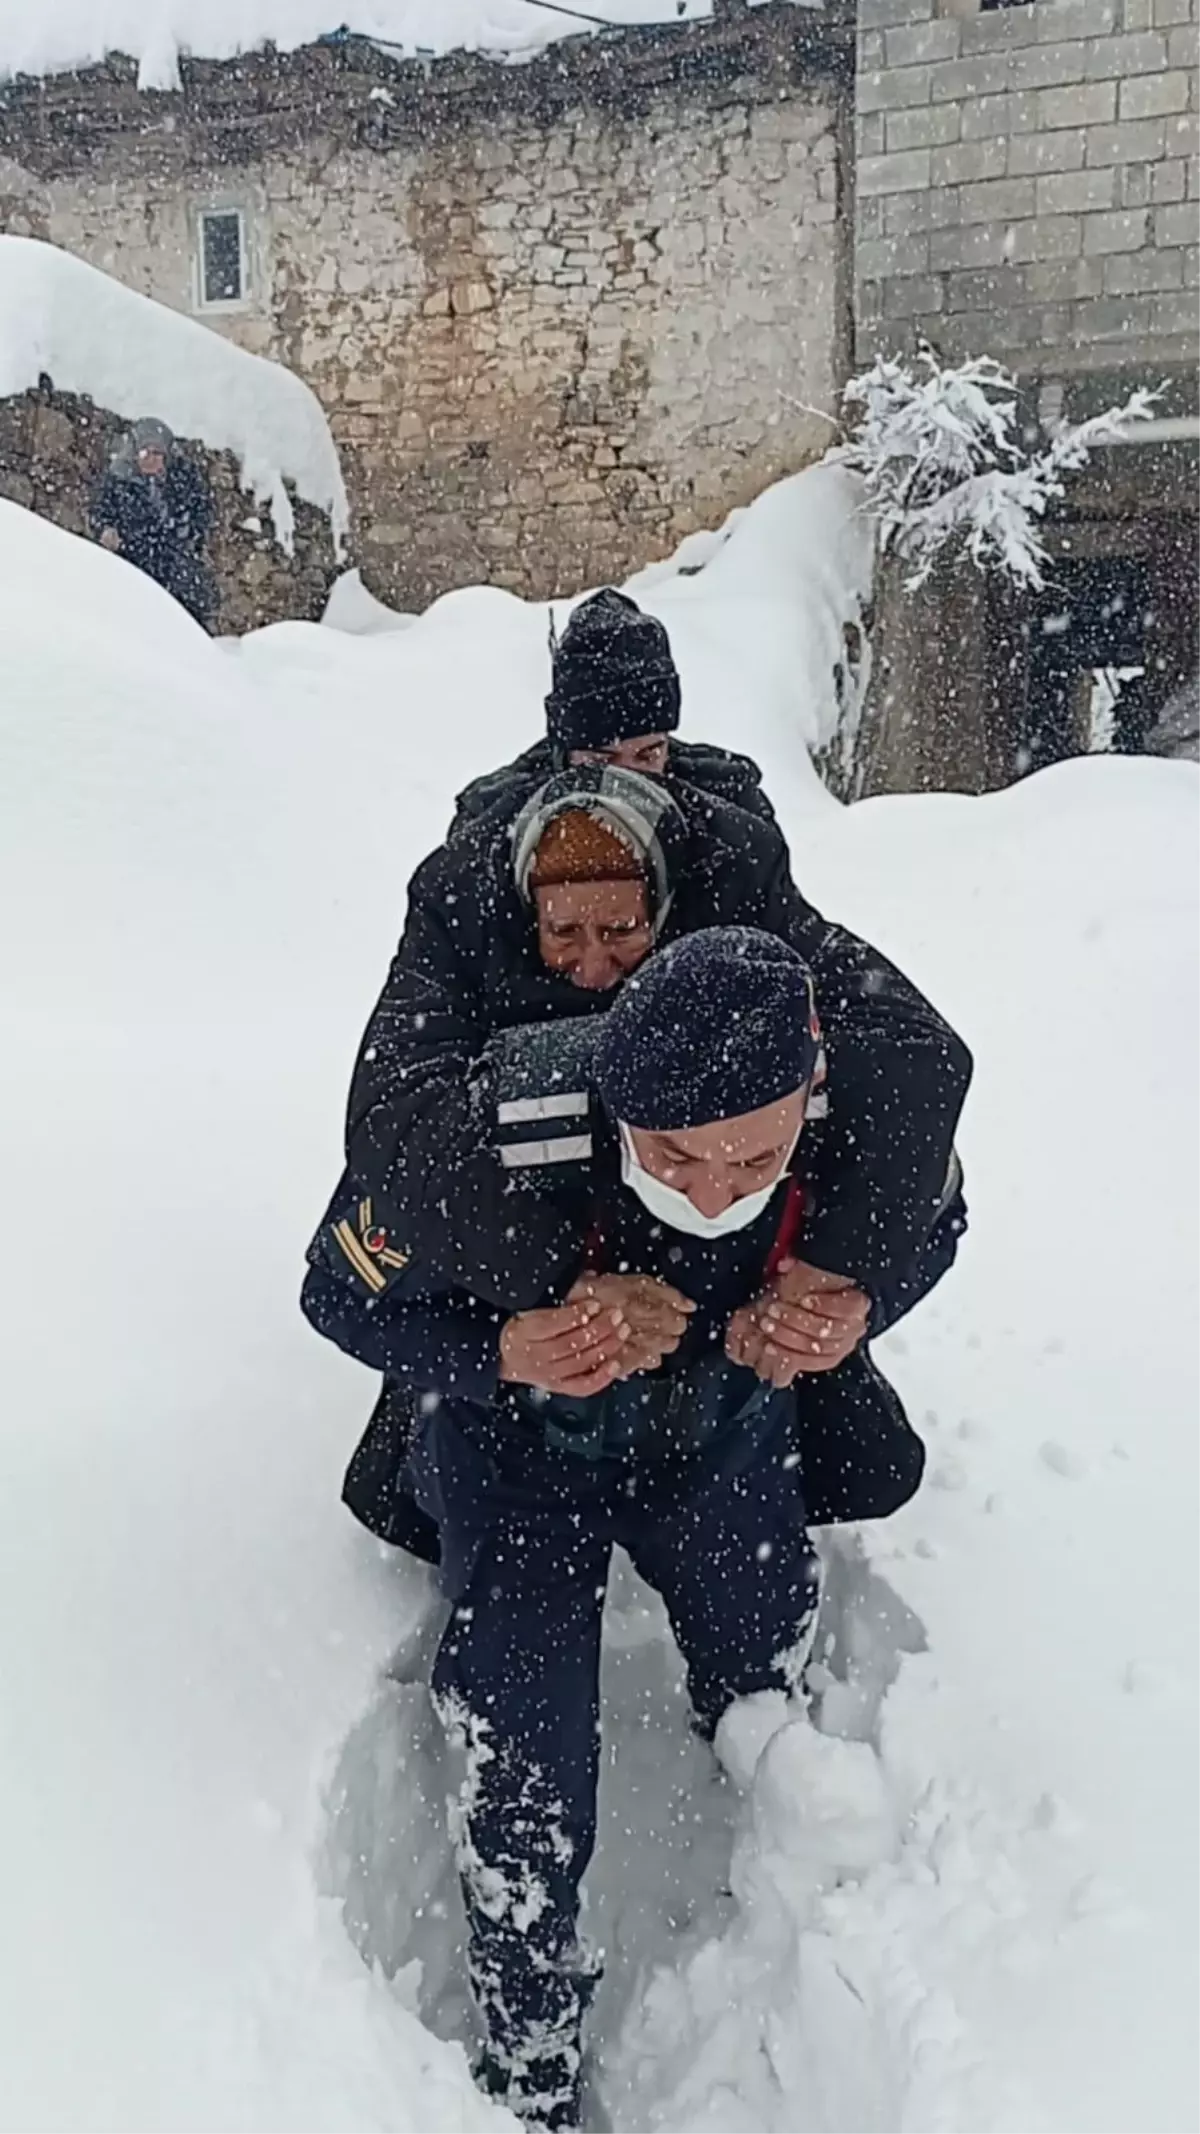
left=303, top=927, right=971, bottom=2130
left=299, top=587, right=974, bottom=2127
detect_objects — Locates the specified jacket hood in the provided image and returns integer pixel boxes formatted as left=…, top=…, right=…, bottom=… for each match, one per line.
left=509, top=763, right=688, bottom=940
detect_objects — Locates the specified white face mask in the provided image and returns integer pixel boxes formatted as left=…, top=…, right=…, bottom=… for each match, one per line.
left=618, top=1121, right=799, bottom=1241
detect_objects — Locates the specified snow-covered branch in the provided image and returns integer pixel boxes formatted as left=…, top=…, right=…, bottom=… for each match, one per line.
left=828, top=346, right=1158, bottom=590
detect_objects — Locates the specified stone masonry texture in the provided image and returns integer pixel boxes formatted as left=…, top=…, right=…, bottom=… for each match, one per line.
left=0, top=10, right=853, bottom=610
left=0, top=385, right=338, bottom=632
left=855, top=0, right=1200, bottom=374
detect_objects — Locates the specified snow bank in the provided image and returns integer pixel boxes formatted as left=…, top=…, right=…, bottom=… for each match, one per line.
left=0, top=236, right=348, bottom=550
left=323, top=567, right=417, bottom=636
left=642, top=463, right=873, bottom=782
left=0, top=495, right=1196, bottom=2134
left=0, top=0, right=744, bottom=88
left=0, top=504, right=509, bottom=2132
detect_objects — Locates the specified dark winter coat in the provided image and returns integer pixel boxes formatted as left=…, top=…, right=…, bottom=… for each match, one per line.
left=303, top=1020, right=968, bottom=1524
left=450, top=735, right=776, bottom=840
left=344, top=774, right=971, bottom=1318
left=90, top=459, right=215, bottom=625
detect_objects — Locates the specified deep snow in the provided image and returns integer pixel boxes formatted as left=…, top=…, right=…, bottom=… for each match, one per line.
left=0, top=498, right=1196, bottom=2134
left=0, top=236, right=349, bottom=548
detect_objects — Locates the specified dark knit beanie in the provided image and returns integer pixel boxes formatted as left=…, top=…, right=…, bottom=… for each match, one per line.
left=546, top=589, right=682, bottom=752
left=594, top=927, right=820, bottom=1130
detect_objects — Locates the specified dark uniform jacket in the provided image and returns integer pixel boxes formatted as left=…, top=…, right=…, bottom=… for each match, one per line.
left=450, top=735, right=776, bottom=840
left=302, top=1007, right=969, bottom=1527
left=91, top=459, right=215, bottom=624
left=344, top=774, right=969, bottom=1319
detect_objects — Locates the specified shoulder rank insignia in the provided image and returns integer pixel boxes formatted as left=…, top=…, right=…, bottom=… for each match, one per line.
left=332, top=1196, right=411, bottom=1295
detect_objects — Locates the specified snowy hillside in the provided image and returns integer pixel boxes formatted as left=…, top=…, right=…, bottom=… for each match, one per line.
left=0, top=237, right=348, bottom=548
left=0, top=0, right=770, bottom=88
left=0, top=500, right=1196, bottom=2134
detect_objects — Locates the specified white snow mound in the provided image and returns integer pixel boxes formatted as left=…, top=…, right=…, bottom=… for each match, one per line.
left=0, top=235, right=348, bottom=549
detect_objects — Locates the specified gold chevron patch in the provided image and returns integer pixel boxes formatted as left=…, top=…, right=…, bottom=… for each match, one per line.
left=333, top=1218, right=386, bottom=1294
left=335, top=1195, right=412, bottom=1288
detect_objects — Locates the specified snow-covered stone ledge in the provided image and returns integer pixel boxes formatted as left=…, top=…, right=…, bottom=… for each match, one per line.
left=0, top=235, right=349, bottom=631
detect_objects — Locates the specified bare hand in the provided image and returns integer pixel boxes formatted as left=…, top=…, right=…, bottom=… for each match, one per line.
left=726, top=1259, right=869, bottom=1388
left=499, top=1298, right=631, bottom=1398
left=567, top=1272, right=695, bottom=1377
left=98, top=527, right=122, bottom=551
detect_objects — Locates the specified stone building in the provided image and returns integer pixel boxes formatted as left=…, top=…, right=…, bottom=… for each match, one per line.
left=0, top=381, right=341, bottom=634
left=0, top=3, right=854, bottom=612
left=852, top=0, right=1199, bottom=786
left=0, top=0, right=1194, bottom=782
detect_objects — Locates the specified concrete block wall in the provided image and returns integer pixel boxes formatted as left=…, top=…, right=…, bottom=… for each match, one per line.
left=854, top=0, right=1200, bottom=370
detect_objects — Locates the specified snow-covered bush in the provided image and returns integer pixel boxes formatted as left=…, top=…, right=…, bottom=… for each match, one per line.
left=829, top=345, right=1157, bottom=591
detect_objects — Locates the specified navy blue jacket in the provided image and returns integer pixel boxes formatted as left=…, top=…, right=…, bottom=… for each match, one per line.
left=302, top=1097, right=966, bottom=1475
left=344, top=782, right=972, bottom=1319
left=92, top=459, right=211, bottom=571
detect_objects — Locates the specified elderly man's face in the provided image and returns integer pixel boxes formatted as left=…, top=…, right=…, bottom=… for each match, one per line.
left=535, top=879, right=652, bottom=992
left=137, top=447, right=166, bottom=478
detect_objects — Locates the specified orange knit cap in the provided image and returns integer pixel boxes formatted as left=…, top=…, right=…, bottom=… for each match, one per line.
left=529, top=808, right=647, bottom=890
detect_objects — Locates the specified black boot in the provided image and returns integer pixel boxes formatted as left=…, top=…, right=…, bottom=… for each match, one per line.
left=474, top=2041, right=584, bottom=2132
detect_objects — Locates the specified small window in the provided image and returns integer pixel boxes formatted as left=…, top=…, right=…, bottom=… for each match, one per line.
left=198, top=209, right=246, bottom=307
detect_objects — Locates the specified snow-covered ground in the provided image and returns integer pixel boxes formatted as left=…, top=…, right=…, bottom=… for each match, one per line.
left=0, top=497, right=1196, bottom=2134
left=0, top=2, right=750, bottom=88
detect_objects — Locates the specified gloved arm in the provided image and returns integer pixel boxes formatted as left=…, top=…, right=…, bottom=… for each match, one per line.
left=345, top=849, right=585, bottom=1311
left=863, top=1176, right=968, bottom=1336
left=90, top=475, right=121, bottom=540
left=800, top=978, right=972, bottom=1306
left=750, top=837, right=974, bottom=1303
left=301, top=1264, right=505, bottom=1403
left=300, top=1168, right=507, bottom=1398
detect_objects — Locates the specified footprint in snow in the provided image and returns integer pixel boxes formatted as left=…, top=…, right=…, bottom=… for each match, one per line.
left=1039, top=1439, right=1086, bottom=1479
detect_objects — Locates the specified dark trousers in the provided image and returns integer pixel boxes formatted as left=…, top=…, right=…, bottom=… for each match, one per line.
left=410, top=1394, right=819, bottom=2090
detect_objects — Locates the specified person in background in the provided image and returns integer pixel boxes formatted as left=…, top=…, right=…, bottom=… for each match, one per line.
left=449, top=587, right=776, bottom=835
left=91, top=417, right=216, bottom=630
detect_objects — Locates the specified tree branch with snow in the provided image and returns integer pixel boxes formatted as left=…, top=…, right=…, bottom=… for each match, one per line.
left=828, top=346, right=1158, bottom=591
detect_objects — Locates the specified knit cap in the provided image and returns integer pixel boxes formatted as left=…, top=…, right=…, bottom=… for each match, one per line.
left=593, top=926, right=820, bottom=1130
left=546, top=589, right=681, bottom=752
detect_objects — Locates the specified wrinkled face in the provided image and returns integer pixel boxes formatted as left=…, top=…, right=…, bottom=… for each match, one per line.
left=535, top=878, right=652, bottom=991
left=628, top=1088, right=807, bottom=1219
left=568, top=734, right=670, bottom=776
left=137, top=448, right=166, bottom=478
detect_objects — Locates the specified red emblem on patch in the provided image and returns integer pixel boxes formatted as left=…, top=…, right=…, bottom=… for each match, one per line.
left=364, top=1226, right=388, bottom=1254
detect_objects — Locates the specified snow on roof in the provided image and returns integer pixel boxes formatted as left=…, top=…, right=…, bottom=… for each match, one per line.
left=0, top=1, right=776, bottom=91
left=0, top=236, right=349, bottom=550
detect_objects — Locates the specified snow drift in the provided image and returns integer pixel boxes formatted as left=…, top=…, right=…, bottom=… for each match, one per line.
left=0, top=236, right=348, bottom=549
left=0, top=499, right=1196, bottom=2134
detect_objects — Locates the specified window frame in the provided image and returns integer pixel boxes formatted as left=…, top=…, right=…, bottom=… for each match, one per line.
left=195, top=205, right=250, bottom=313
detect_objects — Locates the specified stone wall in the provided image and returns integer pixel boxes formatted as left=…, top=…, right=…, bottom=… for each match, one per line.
left=0, top=10, right=853, bottom=610
left=854, top=0, right=1199, bottom=370
left=0, top=383, right=339, bottom=632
